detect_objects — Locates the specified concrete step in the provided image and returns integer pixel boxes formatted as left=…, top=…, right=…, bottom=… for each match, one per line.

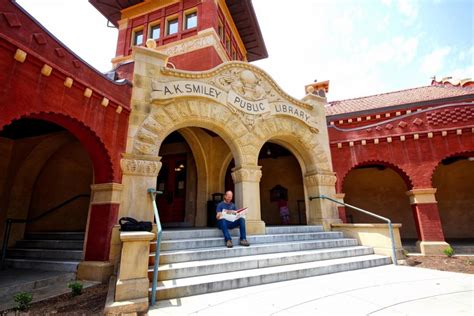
left=25, top=232, right=85, bottom=240
left=154, top=238, right=359, bottom=264
left=156, top=231, right=343, bottom=251
left=7, top=248, right=83, bottom=261
left=5, top=258, right=80, bottom=272
left=161, top=225, right=324, bottom=240
left=265, top=225, right=324, bottom=234
left=15, top=239, right=84, bottom=250
left=153, top=254, right=391, bottom=300
left=151, top=246, right=374, bottom=280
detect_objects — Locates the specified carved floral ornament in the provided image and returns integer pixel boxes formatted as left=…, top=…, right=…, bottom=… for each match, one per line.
left=120, top=155, right=162, bottom=176
left=304, top=173, right=337, bottom=187
left=150, top=63, right=320, bottom=133
left=231, top=167, right=262, bottom=183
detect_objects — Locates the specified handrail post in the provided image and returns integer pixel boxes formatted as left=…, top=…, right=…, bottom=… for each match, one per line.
left=309, top=195, right=398, bottom=265
left=148, top=188, right=163, bottom=306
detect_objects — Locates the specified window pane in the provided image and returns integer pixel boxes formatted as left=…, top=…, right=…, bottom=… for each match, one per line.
left=185, top=12, right=197, bottom=29
left=168, top=19, right=178, bottom=35
left=150, top=25, right=161, bottom=40
left=134, top=30, right=143, bottom=45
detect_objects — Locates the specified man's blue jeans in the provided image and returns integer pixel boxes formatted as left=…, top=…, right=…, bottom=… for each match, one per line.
left=217, top=218, right=247, bottom=241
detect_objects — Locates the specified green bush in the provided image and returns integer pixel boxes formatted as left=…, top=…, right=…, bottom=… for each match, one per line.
left=14, top=292, right=33, bottom=311
left=443, top=246, right=455, bottom=257
left=68, top=281, right=83, bottom=296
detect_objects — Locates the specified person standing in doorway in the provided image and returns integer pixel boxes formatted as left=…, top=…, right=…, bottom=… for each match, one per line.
left=216, top=191, right=250, bottom=248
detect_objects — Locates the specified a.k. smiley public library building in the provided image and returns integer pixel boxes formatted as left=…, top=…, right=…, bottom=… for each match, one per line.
left=0, top=0, right=472, bottom=313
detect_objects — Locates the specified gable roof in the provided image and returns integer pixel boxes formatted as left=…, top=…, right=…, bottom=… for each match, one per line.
left=326, top=85, right=474, bottom=118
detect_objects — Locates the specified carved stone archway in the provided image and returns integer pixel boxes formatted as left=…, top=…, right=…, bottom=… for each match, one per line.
left=120, top=46, right=341, bottom=232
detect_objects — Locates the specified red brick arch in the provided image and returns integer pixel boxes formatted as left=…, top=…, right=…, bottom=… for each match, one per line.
left=339, top=160, right=414, bottom=193
left=1, top=112, right=115, bottom=184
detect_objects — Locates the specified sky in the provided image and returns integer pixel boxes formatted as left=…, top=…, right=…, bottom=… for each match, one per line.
left=16, top=0, right=474, bottom=102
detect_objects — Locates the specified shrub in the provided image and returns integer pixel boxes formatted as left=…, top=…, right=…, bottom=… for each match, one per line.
left=14, top=292, right=33, bottom=311
left=68, top=281, right=83, bottom=296
left=443, top=246, right=455, bottom=257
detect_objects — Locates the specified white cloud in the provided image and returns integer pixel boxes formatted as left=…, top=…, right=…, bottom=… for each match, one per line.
left=421, top=47, right=452, bottom=75
left=397, top=0, right=419, bottom=19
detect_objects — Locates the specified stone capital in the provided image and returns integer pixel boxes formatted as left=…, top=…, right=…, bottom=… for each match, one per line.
left=120, top=154, right=162, bottom=177
left=406, top=188, right=437, bottom=205
left=231, top=165, right=262, bottom=183
left=304, top=172, right=337, bottom=187
left=90, top=183, right=124, bottom=205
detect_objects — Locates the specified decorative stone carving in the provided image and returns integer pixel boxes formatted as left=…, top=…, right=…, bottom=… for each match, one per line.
left=121, top=156, right=162, bottom=176
left=304, top=173, right=337, bottom=187
left=232, top=167, right=262, bottom=183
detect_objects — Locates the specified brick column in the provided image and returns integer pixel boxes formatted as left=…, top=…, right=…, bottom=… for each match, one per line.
left=406, top=188, right=450, bottom=255
left=334, top=193, right=347, bottom=223
left=232, top=165, right=265, bottom=235
left=77, top=183, right=123, bottom=283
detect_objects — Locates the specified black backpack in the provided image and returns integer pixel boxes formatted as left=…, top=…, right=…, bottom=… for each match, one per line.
left=119, top=217, right=153, bottom=232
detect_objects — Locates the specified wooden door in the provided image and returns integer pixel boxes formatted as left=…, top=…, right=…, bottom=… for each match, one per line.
left=156, top=154, right=187, bottom=223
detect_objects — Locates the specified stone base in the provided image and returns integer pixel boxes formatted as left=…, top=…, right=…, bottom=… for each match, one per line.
left=417, top=241, right=451, bottom=255
left=104, top=276, right=149, bottom=315
left=322, top=218, right=342, bottom=232
left=115, top=277, right=150, bottom=301
left=77, top=261, right=114, bottom=283
left=246, top=219, right=266, bottom=235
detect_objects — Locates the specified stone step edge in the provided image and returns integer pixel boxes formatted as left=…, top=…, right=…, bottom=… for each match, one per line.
left=151, top=246, right=373, bottom=271
left=5, top=258, right=81, bottom=264
left=153, top=254, right=390, bottom=291
left=8, top=248, right=83, bottom=253
left=156, top=238, right=358, bottom=256
left=157, top=231, right=342, bottom=244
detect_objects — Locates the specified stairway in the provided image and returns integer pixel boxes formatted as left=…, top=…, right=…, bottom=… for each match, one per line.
left=150, top=226, right=391, bottom=300
left=5, top=232, right=84, bottom=272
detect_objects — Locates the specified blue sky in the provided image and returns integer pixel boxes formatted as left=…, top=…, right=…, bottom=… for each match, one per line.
left=17, top=0, right=473, bottom=101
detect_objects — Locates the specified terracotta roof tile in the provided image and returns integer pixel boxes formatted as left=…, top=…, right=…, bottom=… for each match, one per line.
left=326, top=85, right=474, bottom=116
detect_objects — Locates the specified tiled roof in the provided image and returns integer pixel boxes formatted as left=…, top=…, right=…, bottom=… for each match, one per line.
left=326, top=85, right=474, bottom=117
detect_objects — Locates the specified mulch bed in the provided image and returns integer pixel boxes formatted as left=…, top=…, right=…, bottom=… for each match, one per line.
left=403, top=255, right=474, bottom=274
left=2, top=283, right=108, bottom=315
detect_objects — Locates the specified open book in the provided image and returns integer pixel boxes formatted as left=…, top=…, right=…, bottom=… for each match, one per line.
left=221, top=208, right=247, bottom=222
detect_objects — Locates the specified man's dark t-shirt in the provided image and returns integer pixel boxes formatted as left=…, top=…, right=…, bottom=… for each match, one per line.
left=216, top=201, right=236, bottom=216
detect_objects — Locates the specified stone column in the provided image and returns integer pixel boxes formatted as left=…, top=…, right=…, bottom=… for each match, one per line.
left=406, top=188, right=449, bottom=255
left=232, top=165, right=265, bottom=235
left=120, top=154, right=162, bottom=222
left=77, top=183, right=123, bottom=283
left=105, top=232, right=154, bottom=314
left=334, top=193, right=347, bottom=223
left=304, top=172, right=342, bottom=231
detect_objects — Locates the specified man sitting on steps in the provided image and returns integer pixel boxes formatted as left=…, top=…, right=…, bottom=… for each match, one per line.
left=216, top=190, right=250, bottom=248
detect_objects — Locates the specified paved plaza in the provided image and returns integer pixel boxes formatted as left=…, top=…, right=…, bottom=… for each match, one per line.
left=150, top=265, right=473, bottom=315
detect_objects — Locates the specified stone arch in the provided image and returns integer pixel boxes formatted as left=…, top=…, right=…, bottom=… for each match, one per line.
left=175, top=127, right=209, bottom=226
left=133, top=99, right=246, bottom=167
left=251, top=116, right=330, bottom=174
left=219, top=152, right=234, bottom=191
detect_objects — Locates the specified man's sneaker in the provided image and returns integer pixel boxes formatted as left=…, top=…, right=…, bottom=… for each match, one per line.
left=226, top=240, right=233, bottom=248
left=239, top=239, right=250, bottom=246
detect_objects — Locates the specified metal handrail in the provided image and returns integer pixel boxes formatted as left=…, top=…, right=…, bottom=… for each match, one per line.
left=309, top=194, right=398, bottom=265
left=147, top=188, right=163, bottom=306
left=1, top=193, right=91, bottom=269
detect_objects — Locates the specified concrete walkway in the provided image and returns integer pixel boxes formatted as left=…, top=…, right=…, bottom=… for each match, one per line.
left=149, top=265, right=473, bottom=315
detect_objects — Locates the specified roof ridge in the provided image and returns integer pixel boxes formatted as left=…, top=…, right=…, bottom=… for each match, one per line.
left=327, top=84, right=470, bottom=105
